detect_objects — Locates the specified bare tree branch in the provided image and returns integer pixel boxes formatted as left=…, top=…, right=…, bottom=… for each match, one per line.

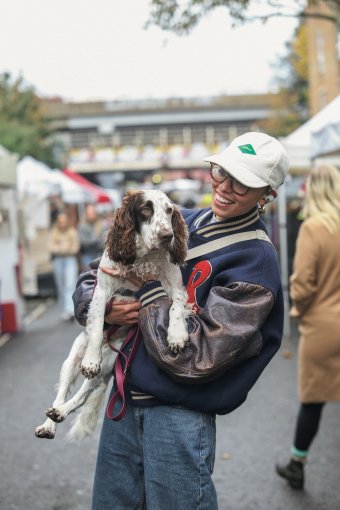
left=146, top=0, right=340, bottom=35
left=247, top=11, right=338, bottom=24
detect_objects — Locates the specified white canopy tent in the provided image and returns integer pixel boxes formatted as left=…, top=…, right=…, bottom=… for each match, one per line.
left=16, top=156, right=115, bottom=295
left=282, top=94, right=340, bottom=171
left=17, top=157, right=92, bottom=240
left=16, top=156, right=92, bottom=204
left=310, top=94, right=340, bottom=165
left=17, top=157, right=95, bottom=295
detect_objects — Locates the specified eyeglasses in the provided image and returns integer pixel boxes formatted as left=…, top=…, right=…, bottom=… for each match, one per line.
left=209, top=164, right=249, bottom=196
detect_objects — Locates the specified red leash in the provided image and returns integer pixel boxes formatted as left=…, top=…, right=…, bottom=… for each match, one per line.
left=106, top=325, right=142, bottom=421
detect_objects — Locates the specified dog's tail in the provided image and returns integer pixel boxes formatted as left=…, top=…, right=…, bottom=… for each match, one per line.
left=67, top=382, right=107, bottom=442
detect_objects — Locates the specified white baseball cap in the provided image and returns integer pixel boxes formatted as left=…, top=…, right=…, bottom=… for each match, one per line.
left=204, top=132, right=289, bottom=190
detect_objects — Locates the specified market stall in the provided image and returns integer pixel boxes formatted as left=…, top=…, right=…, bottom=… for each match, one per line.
left=0, top=146, right=24, bottom=333
left=282, top=94, right=340, bottom=171
left=16, top=157, right=114, bottom=296
left=310, top=94, right=340, bottom=166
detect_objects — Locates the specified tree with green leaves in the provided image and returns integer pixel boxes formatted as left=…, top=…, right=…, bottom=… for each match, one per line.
left=0, top=72, right=57, bottom=166
left=146, top=0, right=339, bottom=35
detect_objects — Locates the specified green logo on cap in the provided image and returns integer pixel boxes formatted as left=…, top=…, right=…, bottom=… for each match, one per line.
left=238, top=144, right=256, bottom=155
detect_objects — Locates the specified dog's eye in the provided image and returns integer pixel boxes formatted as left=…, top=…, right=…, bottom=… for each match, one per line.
left=141, top=206, right=152, bottom=215
left=166, top=207, right=173, bottom=215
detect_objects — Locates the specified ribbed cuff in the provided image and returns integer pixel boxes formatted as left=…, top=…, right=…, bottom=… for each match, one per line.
left=291, top=446, right=308, bottom=460
left=134, top=280, right=167, bottom=307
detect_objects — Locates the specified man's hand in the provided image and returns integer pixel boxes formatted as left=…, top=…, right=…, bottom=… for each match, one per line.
left=101, top=266, right=157, bottom=325
left=104, top=299, right=141, bottom=325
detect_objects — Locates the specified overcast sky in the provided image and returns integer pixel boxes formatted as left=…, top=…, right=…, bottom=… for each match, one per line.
left=0, top=0, right=298, bottom=102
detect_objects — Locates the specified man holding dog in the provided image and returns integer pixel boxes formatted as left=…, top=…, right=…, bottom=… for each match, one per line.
left=73, top=132, right=289, bottom=510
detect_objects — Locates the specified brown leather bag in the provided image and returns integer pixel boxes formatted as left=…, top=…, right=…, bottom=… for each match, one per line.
left=140, top=230, right=274, bottom=383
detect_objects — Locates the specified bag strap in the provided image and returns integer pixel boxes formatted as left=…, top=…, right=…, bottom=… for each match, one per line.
left=185, top=229, right=272, bottom=261
left=106, top=325, right=142, bottom=421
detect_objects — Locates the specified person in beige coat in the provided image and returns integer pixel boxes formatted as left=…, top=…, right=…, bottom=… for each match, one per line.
left=48, top=211, right=80, bottom=320
left=276, top=164, right=340, bottom=490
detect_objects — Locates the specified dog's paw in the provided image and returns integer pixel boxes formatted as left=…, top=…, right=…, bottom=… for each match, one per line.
left=35, top=424, right=56, bottom=439
left=46, top=407, right=65, bottom=423
left=167, top=323, right=189, bottom=353
left=167, top=335, right=189, bottom=354
left=81, top=362, right=101, bottom=379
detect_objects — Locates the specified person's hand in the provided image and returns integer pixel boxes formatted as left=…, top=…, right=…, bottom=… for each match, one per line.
left=100, top=266, right=157, bottom=288
left=104, top=299, right=141, bottom=325
left=289, top=305, right=300, bottom=318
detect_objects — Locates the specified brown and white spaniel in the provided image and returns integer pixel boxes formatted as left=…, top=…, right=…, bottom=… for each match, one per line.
left=35, top=190, right=189, bottom=441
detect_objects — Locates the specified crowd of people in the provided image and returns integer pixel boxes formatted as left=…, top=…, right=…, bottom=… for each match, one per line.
left=48, top=204, right=108, bottom=320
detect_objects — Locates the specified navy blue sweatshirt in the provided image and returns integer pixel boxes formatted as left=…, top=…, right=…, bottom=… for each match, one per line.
left=125, top=206, right=284, bottom=415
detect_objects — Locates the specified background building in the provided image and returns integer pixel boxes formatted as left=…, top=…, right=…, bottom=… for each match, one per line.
left=42, top=93, right=277, bottom=188
left=306, top=0, right=340, bottom=115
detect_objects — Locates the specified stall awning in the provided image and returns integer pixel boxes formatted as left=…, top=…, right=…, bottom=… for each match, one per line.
left=63, top=169, right=112, bottom=204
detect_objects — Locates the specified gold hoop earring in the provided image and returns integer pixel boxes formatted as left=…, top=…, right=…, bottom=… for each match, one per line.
left=258, top=204, right=266, bottom=215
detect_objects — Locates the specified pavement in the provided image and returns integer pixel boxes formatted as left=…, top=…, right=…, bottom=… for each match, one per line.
left=0, top=300, right=339, bottom=510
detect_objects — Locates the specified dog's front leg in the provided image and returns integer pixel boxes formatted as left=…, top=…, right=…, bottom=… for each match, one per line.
left=81, top=256, right=114, bottom=379
left=81, top=286, right=107, bottom=378
left=163, top=265, right=189, bottom=353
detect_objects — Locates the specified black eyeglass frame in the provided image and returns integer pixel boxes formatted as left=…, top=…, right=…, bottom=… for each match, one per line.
left=209, top=163, right=250, bottom=196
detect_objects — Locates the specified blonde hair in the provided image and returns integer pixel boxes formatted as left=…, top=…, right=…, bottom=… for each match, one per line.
left=303, top=164, right=340, bottom=233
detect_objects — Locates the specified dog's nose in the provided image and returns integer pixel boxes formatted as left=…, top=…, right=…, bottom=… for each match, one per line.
left=159, top=232, right=173, bottom=244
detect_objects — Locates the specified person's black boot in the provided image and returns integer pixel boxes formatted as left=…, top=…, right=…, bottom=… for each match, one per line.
left=275, top=458, right=304, bottom=490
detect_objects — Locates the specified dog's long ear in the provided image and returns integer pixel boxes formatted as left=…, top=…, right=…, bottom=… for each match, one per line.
left=105, top=192, right=138, bottom=264
left=169, top=207, right=188, bottom=265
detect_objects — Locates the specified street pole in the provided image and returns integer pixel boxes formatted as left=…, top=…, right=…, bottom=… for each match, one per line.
left=278, top=182, right=291, bottom=338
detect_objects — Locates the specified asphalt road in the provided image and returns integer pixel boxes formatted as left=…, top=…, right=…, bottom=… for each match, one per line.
left=0, top=301, right=339, bottom=510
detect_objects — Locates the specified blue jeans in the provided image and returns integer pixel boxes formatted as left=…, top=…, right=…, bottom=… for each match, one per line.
left=52, top=256, right=78, bottom=316
left=92, top=400, right=217, bottom=510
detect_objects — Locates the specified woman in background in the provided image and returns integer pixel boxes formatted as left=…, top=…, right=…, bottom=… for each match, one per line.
left=49, top=211, right=80, bottom=320
left=276, top=164, right=340, bottom=490
left=78, top=204, right=107, bottom=271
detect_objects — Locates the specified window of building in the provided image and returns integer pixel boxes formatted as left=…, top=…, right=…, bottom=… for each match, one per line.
left=71, top=130, right=94, bottom=148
